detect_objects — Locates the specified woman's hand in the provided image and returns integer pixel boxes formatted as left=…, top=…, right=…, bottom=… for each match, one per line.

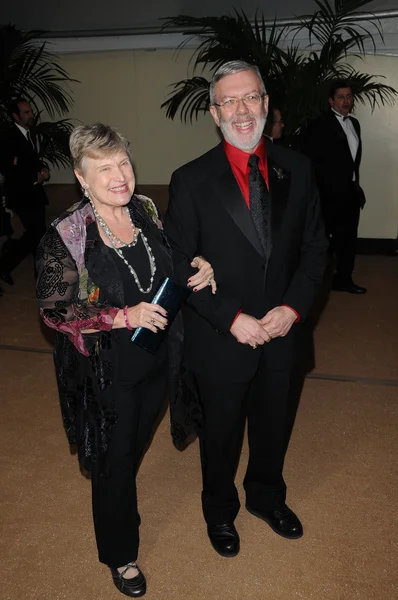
left=126, top=302, right=168, bottom=333
left=188, top=256, right=217, bottom=294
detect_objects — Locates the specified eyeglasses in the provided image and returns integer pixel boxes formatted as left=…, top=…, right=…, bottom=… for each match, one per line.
left=213, top=93, right=265, bottom=110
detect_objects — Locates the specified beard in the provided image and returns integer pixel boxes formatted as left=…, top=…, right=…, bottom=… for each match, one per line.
left=219, top=111, right=267, bottom=152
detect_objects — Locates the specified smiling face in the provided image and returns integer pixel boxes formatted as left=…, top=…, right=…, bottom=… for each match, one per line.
left=209, top=69, right=268, bottom=153
left=75, top=151, right=135, bottom=209
left=329, top=87, right=354, bottom=117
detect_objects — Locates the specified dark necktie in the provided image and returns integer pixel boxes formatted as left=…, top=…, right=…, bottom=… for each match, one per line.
left=27, top=130, right=35, bottom=150
left=248, top=154, right=270, bottom=257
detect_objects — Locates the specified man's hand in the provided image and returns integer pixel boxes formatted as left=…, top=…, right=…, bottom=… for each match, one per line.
left=230, top=313, right=271, bottom=347
left=259, top=306, right=297, bottom=339
left=37, top=168, right=50, bottom=184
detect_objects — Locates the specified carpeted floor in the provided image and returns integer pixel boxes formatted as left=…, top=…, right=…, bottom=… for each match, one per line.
left=0, top=254, right=397, bottom=600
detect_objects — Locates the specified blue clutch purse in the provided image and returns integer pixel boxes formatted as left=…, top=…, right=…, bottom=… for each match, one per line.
left=130, top=277, right=190, bottom=353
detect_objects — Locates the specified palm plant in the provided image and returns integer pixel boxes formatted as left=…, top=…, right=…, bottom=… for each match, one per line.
left=0, top=25, right=77, bottom=168
left=161, top=0, right=397, bottom=143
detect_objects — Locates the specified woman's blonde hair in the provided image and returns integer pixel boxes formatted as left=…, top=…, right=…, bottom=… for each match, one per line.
left=69, top=123, right=131, bottom=172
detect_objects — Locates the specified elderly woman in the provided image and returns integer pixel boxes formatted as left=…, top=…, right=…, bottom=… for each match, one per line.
left=36, top=123, right=215, bottom=597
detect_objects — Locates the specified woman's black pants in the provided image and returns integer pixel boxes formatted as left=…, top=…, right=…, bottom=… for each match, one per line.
left=91, top=361, right=167, bottom=568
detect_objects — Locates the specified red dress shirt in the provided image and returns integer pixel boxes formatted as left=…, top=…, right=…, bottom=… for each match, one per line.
left=224, top=138, right=269, bottom=205
left=223, top=139, right=300, bottom=325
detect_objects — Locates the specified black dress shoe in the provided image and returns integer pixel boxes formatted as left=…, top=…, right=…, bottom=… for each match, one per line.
left=110, top=562, right=146, bottom=597
left=331, top=278, right=367, bottom=294
left=207, top=522, right=240, bottom=557
left=0, top=269, right=14, bottom=286
left=246, top=504, right=303, bottom=539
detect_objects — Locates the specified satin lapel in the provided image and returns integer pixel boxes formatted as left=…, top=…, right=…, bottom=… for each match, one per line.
left=351, top=117, right=360, bottom=137
left=266, top=148, right=291, bottom=246
left=212, top=150, right=265, bottom=258
left=329, top=112, right=354, bottom=165
left=15, top=126, right=32, bottom=149
left=350, top=117, right=362, bottom=172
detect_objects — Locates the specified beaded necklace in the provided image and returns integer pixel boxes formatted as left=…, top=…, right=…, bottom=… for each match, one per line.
left=91, top=202, right=157, bottom=294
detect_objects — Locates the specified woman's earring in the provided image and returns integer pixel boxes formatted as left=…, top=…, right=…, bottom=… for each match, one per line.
left=82, top=185, right=90, bottom=198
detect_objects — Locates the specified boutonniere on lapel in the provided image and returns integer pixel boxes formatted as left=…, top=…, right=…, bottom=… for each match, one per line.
left=272, top=166, right=287, bottom=180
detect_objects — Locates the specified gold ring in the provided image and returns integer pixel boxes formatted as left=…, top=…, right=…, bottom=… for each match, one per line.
left=251, top=343, right=258, bottom=350
left=150, top=318, right=155, bottom=325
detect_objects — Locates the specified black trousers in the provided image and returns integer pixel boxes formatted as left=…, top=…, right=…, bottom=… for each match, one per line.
left=0, top=204, right=46, bottom=274
left=195, top=358, right=304, bottom=525
left=323, top=190, right=360, bottom=282
left=91, top=360, right=167, bottom=568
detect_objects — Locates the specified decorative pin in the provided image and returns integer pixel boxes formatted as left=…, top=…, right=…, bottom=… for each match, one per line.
left=273, top=167, right=286, bottom=180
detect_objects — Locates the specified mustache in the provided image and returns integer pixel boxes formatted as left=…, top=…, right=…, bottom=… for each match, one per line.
left=231, top=114, right=256, bottom=124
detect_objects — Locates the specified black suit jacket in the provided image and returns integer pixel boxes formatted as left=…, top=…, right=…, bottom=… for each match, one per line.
left=304, top=111, right=364, bottom=211
left=0, top=125, right=48, bottom=210
left=165, top=141, right=328, bottom=382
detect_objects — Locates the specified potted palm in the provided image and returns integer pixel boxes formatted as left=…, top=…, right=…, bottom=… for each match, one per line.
left=0, top=25, right=77, bottom=168
left=161, top=0, right=397, bottom=145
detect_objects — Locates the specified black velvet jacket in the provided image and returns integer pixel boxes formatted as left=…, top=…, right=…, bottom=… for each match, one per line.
left=36, top=195, right=194, bottom=474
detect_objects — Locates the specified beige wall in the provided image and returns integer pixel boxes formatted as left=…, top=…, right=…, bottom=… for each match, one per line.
left=52, top=49, right=398, bottom=239
left=52, top=50, right=220, bottom=185
left=349, top=55, right=398, bottom=239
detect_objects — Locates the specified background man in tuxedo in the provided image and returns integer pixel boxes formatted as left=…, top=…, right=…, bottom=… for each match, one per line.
left=165, top=61, right=327, bottom=558
left=0, top=98, right=49, bottom=285
left=263, top=105, right=284, bottom=142
left=305, top=81, right=367, bottom=294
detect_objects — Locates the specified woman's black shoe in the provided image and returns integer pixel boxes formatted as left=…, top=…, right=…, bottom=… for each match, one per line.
left=110, top=562, right=146, bottom=597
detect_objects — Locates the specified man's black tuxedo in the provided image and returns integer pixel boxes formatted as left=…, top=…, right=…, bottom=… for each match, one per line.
left=165, top=140, right=327, bottom=524
left=0, top=125, right=48, bottom=210
left=0, top=124, right=48, bottom=275
left=304, top=110, right=365, bottom=281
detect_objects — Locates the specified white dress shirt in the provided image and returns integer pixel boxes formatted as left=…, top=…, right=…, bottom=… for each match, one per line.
left=15, top=122, right=29, bottom=139
left=15, top=122, right=37, bottom=152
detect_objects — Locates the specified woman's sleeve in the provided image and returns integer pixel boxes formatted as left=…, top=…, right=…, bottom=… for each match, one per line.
left=36, top=226, right=119, bottom=356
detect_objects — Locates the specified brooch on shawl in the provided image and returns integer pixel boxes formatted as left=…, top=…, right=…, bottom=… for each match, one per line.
left=136, top=194, right=164, bottom=230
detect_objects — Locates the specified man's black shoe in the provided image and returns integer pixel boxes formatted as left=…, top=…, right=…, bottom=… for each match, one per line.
left=246, top=504, right=303, bottom=539
left=331, top=277, right=367, bottom=294
left=207, top=523, right=240, bottom=557
left=0, top=269, right=14, bottom=286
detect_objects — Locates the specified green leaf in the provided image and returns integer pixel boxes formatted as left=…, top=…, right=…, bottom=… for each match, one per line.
left=0, top=24, right=79, bottom=167
left=160, top=2, right=397, bottom=136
